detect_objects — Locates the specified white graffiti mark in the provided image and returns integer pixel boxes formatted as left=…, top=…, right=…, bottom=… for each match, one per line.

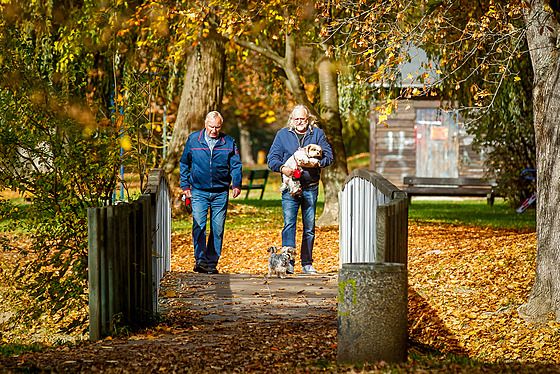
left=377, top=131, right=415, bottom=177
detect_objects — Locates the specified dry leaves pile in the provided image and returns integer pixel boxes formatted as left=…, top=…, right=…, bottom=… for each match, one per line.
left=172, top=221, right=559, bottom=364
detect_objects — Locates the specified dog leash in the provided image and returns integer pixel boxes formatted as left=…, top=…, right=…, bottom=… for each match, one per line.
left=263, top=275, right=273, bottom=297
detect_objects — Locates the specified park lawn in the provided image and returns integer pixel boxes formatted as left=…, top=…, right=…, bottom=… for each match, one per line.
left=408, top=198, right=536, bottom=230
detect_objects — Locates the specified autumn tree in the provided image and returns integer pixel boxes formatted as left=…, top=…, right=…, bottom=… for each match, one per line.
left=417, top=1, right=536, bottom=205
left=124, top=1, right=353, bottom=225
left=323, top=0, right=560, bottom=322
left=219, top=0, right=349, bottom=226
left=0, top=0, right=128, bottom=333
left=160, top=6, right=227, bottom=179
left=0, top=0, right=182, bottom=334
left=222, top=48, right=291, bottom=164
left=389, top=0, right=557, bottom=323
left=132, top=2, right=276, bottom=184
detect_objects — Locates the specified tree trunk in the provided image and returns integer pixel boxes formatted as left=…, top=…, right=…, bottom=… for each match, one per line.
left=238, top=121, right=255, bottom=165
left=316, top=55, right=348, bottom=227
left=517, top=1, right=560, bottom=322
left=163, top=14, right=226, bottom=179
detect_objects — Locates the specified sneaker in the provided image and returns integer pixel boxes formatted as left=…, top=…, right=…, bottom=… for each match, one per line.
left=193, top=262, right=208, bottom=273
left=302, top=265, right=317, bottom=274
left=207, top=268, right=219, bottom=274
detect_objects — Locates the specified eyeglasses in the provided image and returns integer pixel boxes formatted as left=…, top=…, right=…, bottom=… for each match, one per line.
left=293, top=117, right=308, bottom=123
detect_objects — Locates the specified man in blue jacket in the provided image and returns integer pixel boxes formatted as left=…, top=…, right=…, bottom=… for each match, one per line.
left=267, top=105, right=333, bottom=274
left=180, top=111, right=243, bottom=274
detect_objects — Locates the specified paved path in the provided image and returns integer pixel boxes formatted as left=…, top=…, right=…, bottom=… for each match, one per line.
left=159, top=272, right=339, bottom=323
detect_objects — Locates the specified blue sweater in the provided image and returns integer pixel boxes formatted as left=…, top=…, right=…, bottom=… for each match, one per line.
left=267, top=126, right=333, bottom=187
left=180, top=130, right=243, bottom=192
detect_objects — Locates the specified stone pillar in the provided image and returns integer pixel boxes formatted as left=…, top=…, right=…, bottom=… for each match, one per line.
left=337, top=263, right=408, bottom=364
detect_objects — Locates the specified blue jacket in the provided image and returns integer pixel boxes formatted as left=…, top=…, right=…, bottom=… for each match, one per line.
left=180, top=130, right=243, bottom=192
left=267, top=125, right=333, bottom=187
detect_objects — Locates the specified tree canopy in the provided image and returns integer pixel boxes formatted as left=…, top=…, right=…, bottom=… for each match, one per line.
left=2, top=0, right=554, bottom=334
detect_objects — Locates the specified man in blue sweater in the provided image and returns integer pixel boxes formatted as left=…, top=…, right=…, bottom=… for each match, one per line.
left=267, top=105, right=333, bottom=274
left=180, top=111, right=243, bottom=274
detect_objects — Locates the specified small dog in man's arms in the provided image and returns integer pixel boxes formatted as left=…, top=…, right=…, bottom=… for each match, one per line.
left=267, top=246, right=296, bottom=278
left=279, top=144, right=323, bottom=196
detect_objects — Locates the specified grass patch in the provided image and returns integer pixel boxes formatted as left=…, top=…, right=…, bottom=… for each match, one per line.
left=407, top=343, right=485, bottom=370
left=346, top=152, right=370, bottom=170
left=408, top=198, right=536, bottom=230
left=0, top=343, right=44, bottom=356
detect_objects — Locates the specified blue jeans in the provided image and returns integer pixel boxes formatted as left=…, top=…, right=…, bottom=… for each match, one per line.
left=191, top=188, right=229, bottom=269
left=281, top=184, right=319, bottom=267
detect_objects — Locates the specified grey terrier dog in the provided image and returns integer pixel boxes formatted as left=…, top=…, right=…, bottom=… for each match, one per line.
left=267, top=246, right=296, bottom=278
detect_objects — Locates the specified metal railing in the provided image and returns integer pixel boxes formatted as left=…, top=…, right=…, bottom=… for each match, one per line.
left=87, top=169, right=171, bottom=340
left=338, top=169, right=409, bottom=266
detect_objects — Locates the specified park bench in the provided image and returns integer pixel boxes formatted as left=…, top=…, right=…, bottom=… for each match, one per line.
left=403, top=176, right=498, bottom=206
left=241, top=169, right=270, bottom=199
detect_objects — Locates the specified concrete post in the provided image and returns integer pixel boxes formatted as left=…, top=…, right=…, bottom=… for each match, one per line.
left=337, top=263, right=408, bottom=364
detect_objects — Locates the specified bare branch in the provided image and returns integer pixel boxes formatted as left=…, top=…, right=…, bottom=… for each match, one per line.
left=232, top=36, right=286, bottom=67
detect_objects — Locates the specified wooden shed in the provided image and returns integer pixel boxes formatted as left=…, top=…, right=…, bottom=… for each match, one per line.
left=369, top=98, right=487, bottom=188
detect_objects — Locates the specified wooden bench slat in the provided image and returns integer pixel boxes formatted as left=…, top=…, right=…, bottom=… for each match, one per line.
left=403, top=177, right=496, bottom=187
left=402, top=176, right=498, bottom=206
left=403, top=186, right=494, bottom=195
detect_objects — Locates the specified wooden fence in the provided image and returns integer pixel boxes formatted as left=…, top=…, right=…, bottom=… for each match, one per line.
left=338, top=169, right=409, bottom=266
left=87, top=169, right=171, bottom=341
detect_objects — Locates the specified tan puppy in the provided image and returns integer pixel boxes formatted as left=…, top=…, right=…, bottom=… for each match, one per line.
left=279, top=144, right=323, bottom=195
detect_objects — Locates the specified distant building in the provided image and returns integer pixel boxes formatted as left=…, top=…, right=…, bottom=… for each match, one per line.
left=369, top=48, right=487, bottom=187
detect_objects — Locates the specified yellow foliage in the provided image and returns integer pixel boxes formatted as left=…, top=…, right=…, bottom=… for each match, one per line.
left=120, top=134, right=132, bottom=151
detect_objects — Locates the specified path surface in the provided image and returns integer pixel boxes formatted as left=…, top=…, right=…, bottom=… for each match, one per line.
left=0, top=272, right=340, bottom=373
left=158, top=272, right=339, bottom=322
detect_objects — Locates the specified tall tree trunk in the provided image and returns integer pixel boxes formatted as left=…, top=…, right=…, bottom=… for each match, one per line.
left=316, top=55, right=348, bottom=226
left=517, top=0, right=560, bottom=322
left=163, top=14, right=226, bottom=180
left=238, top=121, right=255, bottom=165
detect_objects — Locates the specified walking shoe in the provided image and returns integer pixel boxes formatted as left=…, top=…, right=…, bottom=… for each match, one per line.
left=207, top=268, right=219, bottom=274
left=302, top=265, right=317, bottom=274
left=193, top=262, right=208, bottom=273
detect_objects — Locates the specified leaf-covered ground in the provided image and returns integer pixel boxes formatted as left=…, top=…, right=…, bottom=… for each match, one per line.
left=171, top=220, right=558, bottom=366
left=3, top=215, right=560, bottom=373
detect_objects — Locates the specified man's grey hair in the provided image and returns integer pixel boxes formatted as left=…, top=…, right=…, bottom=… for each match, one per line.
left=288, top=105, right=317, bottom=128
left=205, top=110, right=223, bottom=123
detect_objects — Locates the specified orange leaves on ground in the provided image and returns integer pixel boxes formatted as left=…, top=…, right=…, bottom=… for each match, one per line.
left=170, top=219, right=560, bottom=364
left=171, top=226, right=339, bottom=274
left=170, top=221, right=560, bottom=364
left=406, top=224, right=555, bottom=363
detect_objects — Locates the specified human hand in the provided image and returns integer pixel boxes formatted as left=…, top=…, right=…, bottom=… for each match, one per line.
left=232, top=187, right=241, bottom=198
left=183, top=189, right=191, bottom=198
left=281, top=166, right=295, bottom=177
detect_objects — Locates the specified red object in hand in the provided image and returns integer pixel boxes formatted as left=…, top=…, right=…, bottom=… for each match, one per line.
left=293, top=169, right=301, bottom=178
left=182, top=195, right=192, bottom=214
